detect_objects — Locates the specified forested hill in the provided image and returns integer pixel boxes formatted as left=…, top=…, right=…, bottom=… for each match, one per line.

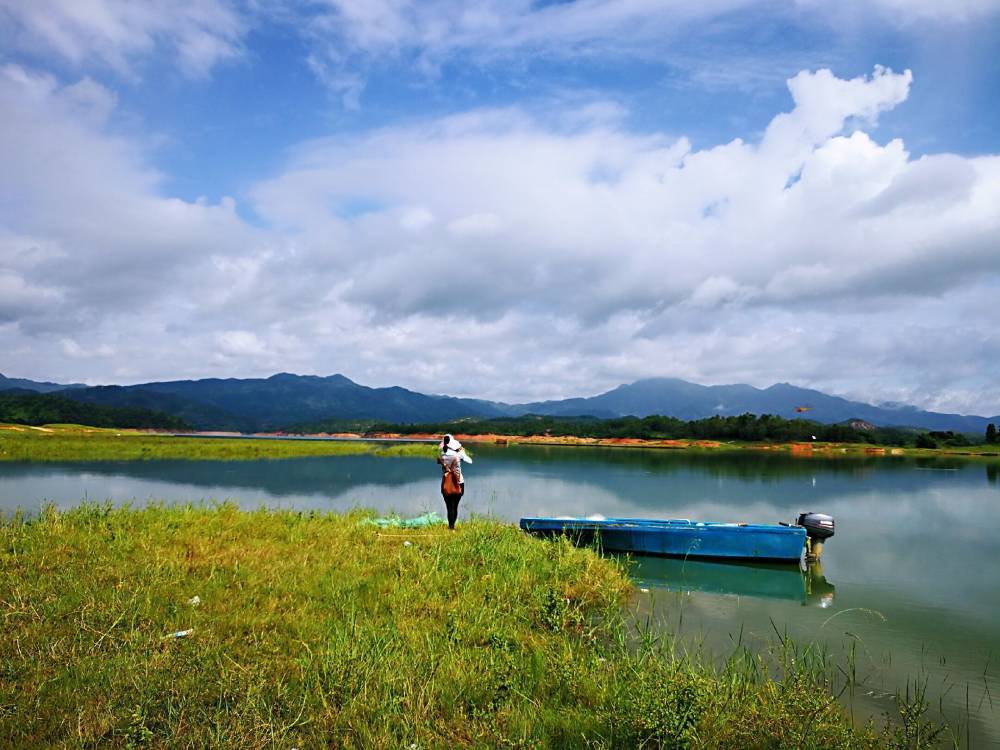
left=0, top=391, right=191, bottom=431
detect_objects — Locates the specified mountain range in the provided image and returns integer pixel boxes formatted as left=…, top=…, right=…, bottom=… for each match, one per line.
left=0, top=373, right=86, bottom=394
left=1, top=372, right=996, bottom=434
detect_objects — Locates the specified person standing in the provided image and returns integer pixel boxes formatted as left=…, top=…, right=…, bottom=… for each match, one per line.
left=437, top=434, right=471, bottom=529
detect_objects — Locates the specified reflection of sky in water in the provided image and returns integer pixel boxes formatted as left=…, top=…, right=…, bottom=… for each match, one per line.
left=2, top=446, right=998, bottom=745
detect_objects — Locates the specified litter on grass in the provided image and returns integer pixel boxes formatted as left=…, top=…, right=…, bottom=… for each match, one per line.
left=359, top=511, right=445, bottom=529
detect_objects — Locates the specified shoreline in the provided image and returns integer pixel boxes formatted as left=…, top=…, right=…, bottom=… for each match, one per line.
left=241, top=428, right=1000, bottom=460
left=2, top=422, right=997, bottom=463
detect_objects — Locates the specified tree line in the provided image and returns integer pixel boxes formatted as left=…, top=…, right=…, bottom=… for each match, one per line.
left=0, top=390, right=191, bottom=431
left=295, top=413, right=960, bottom=446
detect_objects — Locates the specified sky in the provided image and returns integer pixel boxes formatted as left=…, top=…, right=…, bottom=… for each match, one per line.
left=1, top=0, right=999, bottom=415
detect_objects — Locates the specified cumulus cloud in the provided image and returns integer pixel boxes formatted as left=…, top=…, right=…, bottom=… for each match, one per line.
left=1, top=62, right=999, bottom=414
left=250, top=66, right=999, bottom=325
left=0, top=63, right=261, bottom=335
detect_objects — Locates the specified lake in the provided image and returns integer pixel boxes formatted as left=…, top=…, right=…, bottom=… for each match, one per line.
left=2, top=443, right=998, bottom=745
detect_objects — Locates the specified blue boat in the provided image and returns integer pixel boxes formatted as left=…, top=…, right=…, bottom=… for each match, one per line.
left=518, top=515, right=830, bottom=563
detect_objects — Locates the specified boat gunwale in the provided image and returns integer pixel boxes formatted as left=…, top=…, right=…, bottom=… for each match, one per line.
left=519, top=517, right=807, bottom=536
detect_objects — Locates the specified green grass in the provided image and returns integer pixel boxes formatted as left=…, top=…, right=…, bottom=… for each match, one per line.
left=0, top=424, right=436, bottom=462
left=0, top=505, right=944, bottom=749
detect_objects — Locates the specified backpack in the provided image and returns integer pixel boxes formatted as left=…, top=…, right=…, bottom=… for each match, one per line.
left=441, top=464, right=462, bottom=495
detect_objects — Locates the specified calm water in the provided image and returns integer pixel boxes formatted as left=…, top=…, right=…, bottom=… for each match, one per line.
left=2, top=444, right=998, bottom=745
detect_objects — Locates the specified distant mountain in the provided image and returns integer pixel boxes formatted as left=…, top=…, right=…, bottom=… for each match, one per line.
left=519, top=378, right=999, bottom=434
left=22, top=372, right=998, bottom=434
left=62, top=373, right=510, bottom=431
left=0, top=373, right=86, bottom=394
left=65, top=386, right=251, bottom=432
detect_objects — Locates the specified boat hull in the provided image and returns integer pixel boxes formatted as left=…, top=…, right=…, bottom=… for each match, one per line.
left=519, top=517, right=807, bottom=562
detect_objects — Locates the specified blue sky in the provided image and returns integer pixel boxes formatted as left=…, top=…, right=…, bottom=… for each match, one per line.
left=1, top=0, right=999, bottom=414
left=16, top=1, right=998, bottom=202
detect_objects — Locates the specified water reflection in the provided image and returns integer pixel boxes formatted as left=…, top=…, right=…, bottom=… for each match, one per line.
left=628, top=555, right=835, bottom=607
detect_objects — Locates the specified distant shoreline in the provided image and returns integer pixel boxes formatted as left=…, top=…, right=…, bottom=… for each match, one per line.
left=186, top=428, right=1000, bottom=460
left=3, top=423, right=997, bottom=461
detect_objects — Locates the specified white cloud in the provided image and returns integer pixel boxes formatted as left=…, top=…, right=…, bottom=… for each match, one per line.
left=295, top=0, right=761, bottom=96
left=216, top=330, right=268, bottom=357
left=399, top=207, right=436, bottom=232
left=0, top=0, right=246, bottom=78
left=252, top=66, right=985, bottom=325
left=804, top=0, right=1000, bottom=22
left=0, top=269, right=63, bottom=323
left=0, top=63, right=260, bottom=335
left=1, top=63, right=999, bottom=414
left=60, top=338, right=115, bottom=360
left=301, top=0, right=1000, bottom=66
left=447, top=212, right=503, bottom=238
left=286, top=0, right=997, bottom=101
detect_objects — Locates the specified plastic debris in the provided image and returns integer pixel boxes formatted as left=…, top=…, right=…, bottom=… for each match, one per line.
left=403, top=540, right=413, bottom=547
left=187, top=595, right=201, bottom=607
left=639, top=587, right=650, bottom=593
left=359, top=511, right=445, bottom=529
left=163, top=628, right=194, bottom=639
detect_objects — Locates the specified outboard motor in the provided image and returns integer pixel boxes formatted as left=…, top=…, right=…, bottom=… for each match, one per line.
left=797, top=512, right=834, bottom=561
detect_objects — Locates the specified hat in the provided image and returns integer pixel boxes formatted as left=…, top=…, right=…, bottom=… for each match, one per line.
left=440, top=434, right=462, bottom=452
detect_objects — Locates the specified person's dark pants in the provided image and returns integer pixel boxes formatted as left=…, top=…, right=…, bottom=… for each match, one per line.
left=443, top=483, right=464, bottom=529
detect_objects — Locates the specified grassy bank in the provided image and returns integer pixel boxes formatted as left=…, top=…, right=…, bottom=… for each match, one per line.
left=0, top=424, right=435, bottom=462
left=1, top=505, right=941, bottom=748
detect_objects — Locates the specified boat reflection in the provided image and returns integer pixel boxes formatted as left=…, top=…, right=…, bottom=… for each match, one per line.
left=626, top=555, right=835, bottom=606
left=804, top=561, right=835, bottom=608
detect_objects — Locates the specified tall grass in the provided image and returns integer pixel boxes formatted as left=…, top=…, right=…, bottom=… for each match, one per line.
left=0, top=505, right=944, bottom=748
left=0, top=426, right=435, bottom=462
